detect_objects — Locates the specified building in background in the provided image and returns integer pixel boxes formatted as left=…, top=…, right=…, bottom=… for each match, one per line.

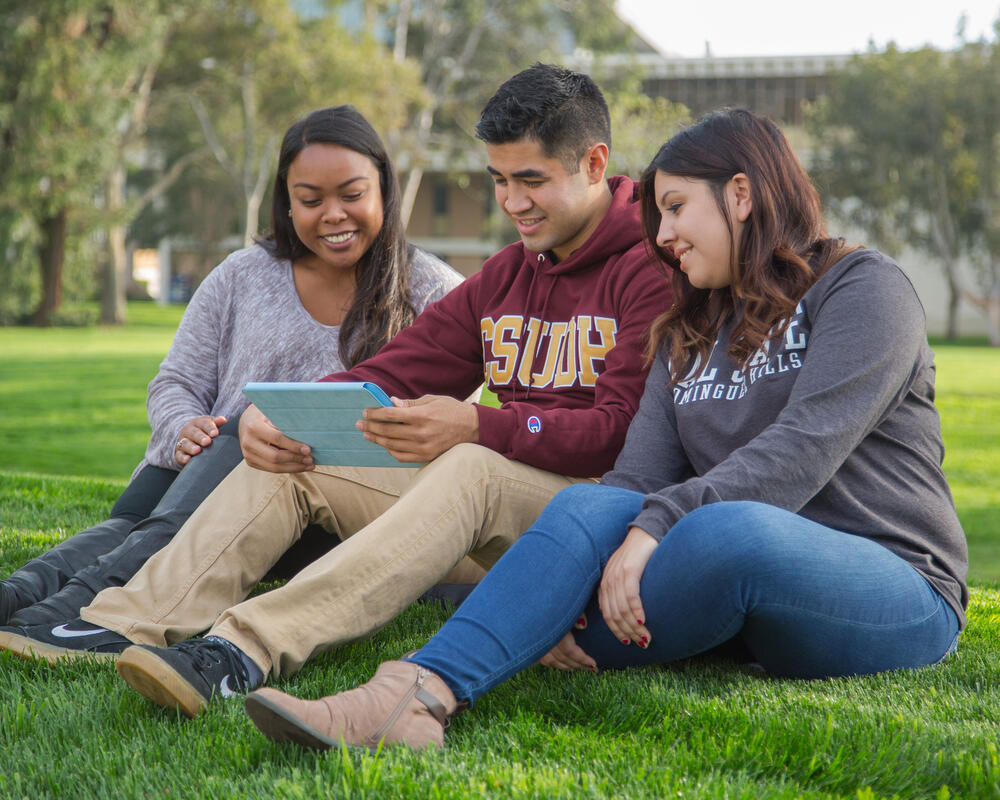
left=136, top=8, right=986, bottom=337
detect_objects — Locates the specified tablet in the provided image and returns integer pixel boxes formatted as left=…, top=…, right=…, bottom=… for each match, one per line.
left=241, top=381, right=419, bottom=468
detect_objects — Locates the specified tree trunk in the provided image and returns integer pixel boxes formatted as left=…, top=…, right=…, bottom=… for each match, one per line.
left=987, top=265, right=1000, bottom=347
left=31, top=207, right=68, bottom=326
left=399, top=104, right=434, bottom=228
left=243, top=139, right=274, bottom=247
left=929, top=165, right=962, bottom=340
left=243, top=196, right=259, bottom=248
left=100, top=163, right=128, bottom=324
left=946, top=276, right=960, bottom=341
left=987, top=297, right=1000, bottom=346
left=400, top=164, right=424, bottom=231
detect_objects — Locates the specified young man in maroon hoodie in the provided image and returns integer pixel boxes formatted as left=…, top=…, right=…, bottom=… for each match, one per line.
left=0, top=64, right=674, bottom=716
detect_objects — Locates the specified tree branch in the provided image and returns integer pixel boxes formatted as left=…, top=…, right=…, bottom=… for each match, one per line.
left=126, top=146, right=211, bottom=221
left=190, top=95, right=239, bottom=182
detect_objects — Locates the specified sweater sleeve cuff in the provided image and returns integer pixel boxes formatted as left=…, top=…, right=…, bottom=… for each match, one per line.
left=474, top=403, right=513, bottom=456
left=630, top=505, right=682, bottom=543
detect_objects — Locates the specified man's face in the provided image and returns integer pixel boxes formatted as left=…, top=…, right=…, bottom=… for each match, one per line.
left=486, top=138, right=603, bottom=262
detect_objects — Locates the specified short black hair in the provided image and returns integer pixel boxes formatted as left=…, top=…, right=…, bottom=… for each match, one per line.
left=475, top=63, right=611, bottom=171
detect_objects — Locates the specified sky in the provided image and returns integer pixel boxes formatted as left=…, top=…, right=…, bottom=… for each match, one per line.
left=616, top=0, right=999, bottom=58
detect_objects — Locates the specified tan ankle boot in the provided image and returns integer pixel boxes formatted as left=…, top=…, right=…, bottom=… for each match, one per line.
left=244, top=660, right=461, bottom=751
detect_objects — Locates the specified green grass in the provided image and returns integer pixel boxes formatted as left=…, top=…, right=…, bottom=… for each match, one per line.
left=930, top=339, right=1000, bottom=584
left=1, top=308, right=999, bottom=798
left=0, top=302, right=184, bottom=480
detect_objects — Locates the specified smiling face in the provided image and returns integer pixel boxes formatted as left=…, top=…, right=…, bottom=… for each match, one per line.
left=653, top=171, right=750, bottom=290
left=486, top=138, right=608, bottom=262
left=286, top=143, right=384, bottom=272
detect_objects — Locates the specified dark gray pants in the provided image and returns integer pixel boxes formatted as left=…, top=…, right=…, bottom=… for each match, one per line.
left=4, top=416, right=346, bottom=627
left=5, top=420, right=244, bottom=625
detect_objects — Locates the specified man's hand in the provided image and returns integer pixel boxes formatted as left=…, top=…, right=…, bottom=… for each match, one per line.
left=238, top=403, right=314, bottom=472
left=174, top=415, right=227, bottom=467
left=357, top=395, right=479, bottom=463
left=598, top=526, right=657, bottom=649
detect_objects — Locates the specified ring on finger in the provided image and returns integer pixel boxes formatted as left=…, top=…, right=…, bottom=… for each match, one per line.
left=176, top=438, right=186, bottom=449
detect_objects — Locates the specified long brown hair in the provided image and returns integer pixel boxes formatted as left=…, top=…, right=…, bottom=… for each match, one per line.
left=640, top=109, right=855, bottom=382
left=258, top=105, right=415, bottom=367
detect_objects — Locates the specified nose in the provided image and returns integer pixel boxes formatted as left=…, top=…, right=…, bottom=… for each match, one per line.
left=656, top=213, right=675, bottom=250
left=321, top=201, right=348, bottom=224
left=503, top=185, right=533, bottom=215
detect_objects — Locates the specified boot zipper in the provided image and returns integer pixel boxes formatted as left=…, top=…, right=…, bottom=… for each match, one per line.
left=365, top=667, right=427, bottom=745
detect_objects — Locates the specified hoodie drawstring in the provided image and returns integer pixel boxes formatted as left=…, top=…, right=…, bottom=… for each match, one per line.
left=509, top=252, right=558, bottom=403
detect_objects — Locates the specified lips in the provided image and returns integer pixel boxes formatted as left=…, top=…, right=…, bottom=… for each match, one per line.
left=321, top=231, right=356, bottom=246
left=513, top=216, right=544, bottom=233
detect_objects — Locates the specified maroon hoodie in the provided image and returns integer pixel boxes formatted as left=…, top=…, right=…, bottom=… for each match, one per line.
left=320, top=176, right=673, bottom=477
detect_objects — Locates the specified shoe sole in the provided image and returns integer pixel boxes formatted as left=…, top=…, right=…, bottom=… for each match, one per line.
left=115, top=646, right=208, bottom=718
left=245, top=692, right=375, bottom=753
left=0, top=629, right=120, bottom=664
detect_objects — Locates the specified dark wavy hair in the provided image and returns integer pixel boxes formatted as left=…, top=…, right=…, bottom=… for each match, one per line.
left=475, top=63, right=610, bottom=171
left=640, top=108, right=856, bottom=382
left=257, top=105, right=415, bottom=366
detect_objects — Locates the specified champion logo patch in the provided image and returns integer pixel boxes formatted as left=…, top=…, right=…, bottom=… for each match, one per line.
left=526, top=415, right=542, bottom=434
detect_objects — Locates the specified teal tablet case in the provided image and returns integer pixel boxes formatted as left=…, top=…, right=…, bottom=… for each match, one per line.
left=241, top=381, right=419, bottom=468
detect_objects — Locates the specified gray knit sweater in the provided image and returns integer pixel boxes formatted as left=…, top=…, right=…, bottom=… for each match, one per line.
left=603, top=249, right=968, bottom=625
left=140, top=244, right=462, bottom=474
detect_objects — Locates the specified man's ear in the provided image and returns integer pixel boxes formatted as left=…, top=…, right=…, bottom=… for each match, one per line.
left=730, top=173, right=752, bottom=222
left=581, top=142, right=609, bottom=184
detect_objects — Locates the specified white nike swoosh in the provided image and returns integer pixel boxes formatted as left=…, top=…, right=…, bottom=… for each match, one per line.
left=50, top=624, right=108, bottom=639
left=219, top=675, right=236, bottom=698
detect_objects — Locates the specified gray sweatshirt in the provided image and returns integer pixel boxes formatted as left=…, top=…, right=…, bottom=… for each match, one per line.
left=140, top=244, right=463, bottom=474
left=603, top=249, right=968, bottom=625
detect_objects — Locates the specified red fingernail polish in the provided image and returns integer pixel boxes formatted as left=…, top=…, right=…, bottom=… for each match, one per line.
left=636, top=619, right=644, bottom=626
left=640, top=635, right=648, bottom=644
left=621, top=638, right=630, bottom=645
left=576, top=616, right=586, bottom=628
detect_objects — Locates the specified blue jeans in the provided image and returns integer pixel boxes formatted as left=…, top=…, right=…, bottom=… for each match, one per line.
left=409, top=485, right=960, bottom=703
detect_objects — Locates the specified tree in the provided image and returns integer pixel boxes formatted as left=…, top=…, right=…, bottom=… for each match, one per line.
left=807, top=30, right=1000, bottom=344
left=0, top=4, right=142, bottom=323
left=953, top=25, right=1000, bottom=343
left=605, top=88, right=690, bottom=179
left=96, top=1, right=206, bottom=324
left=364, top=0, right=642, bottom=226
left=153, top=0, right=423, bottom=249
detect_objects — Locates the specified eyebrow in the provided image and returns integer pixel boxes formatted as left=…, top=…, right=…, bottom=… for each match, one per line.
left=485, top=166, right=547, bottom=179
left=291, top=176, right=370, bottom=190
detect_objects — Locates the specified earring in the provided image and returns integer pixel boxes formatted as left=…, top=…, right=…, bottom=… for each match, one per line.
left=287, top=209, right=292, bottom=217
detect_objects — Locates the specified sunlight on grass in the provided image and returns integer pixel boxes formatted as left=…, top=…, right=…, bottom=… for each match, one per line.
left=0, top=312, right=998, bottom=798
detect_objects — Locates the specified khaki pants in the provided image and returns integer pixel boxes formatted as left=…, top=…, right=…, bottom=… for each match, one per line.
left=83, top=443, right=593, bottom=677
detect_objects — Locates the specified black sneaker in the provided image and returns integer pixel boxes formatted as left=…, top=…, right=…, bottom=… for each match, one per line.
left=115, top=638, right=254, bottom=718
left=0, top=581, right=19, bottom=626
left=0, top=617, right=131, bottom=663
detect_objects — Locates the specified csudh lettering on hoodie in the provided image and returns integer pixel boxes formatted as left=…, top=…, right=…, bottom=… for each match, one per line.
left=480, top=314, right=617, bottom=389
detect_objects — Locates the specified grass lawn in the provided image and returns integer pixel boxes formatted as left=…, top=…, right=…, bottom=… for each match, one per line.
left=1, top=305, right=999, bottom=799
